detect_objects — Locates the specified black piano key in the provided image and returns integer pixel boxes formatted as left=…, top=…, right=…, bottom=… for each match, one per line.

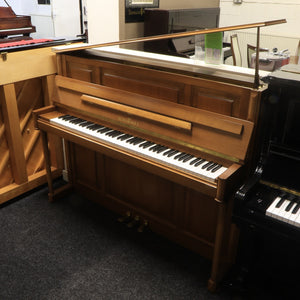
left=118, top=134, right=132, bottom=141
left=206, top=163, right=218, bottom=171
left=87, top=124, right=104, bottom=131
left=182, top=155, right=194, bottom=163
left=285, top=201, right=294, bottom=212
left=79, top=121, right=93, bottom=127
left=292, top=203, right=300, bottom=214
left=167, top=150, right=179, bottom=157
left=98, top=127, right=112, bottom=134
left=163, top=149, right=174, bottom=156
left=141, top=141, right=155, bottom=149
left=178, top=153, right=190, bottom=161
left=110, top=130, right=123, bottom=138
left=105, top=130, right=118, bottom=136
left=131, top=138, right=144, bottom=145
left=211, top=164, right=222, bottom=173
left=152, top=145, right=164, bottom=153
left=174, top=152, right=186, bottom=160
left=201, top=161, right=214, bottom=169
left=194, top=159, right=206, bottom=167
left=275, top=197, right=285, bottom=208
left=67, top=117, right=79, bottom=123
left=157, top=146, right=169, bottom=153
left=59, top=115, right=74, bottom=120
left=70, top=118, right=86, bottom=124
left=149, top=144, right=160, bottom=151
left=139, top=141, right=150, bottom=147
left=126, top=137, right=138, bottom=143
left=190, top=158, right=202, bottom=166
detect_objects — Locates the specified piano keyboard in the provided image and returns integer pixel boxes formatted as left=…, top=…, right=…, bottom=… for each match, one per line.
left=0, top=27, right=33, bottom=33
left=50, top=115, right=228, bottom=182
left=266, top=193, right=300, bottom=227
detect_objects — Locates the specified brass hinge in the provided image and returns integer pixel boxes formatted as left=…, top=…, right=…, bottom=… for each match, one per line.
left=1, top=52, right=8, bottom=61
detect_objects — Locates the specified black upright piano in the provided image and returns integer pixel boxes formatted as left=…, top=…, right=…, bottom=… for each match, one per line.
left=232, top=66, right=300, bottom=296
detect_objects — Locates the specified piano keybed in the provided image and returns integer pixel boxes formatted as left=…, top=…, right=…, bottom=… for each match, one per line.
left=50, top=114, right=228, bottom=183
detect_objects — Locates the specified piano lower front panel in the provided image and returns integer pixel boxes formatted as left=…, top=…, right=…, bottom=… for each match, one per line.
left=70, top=142, right=223, bottom=259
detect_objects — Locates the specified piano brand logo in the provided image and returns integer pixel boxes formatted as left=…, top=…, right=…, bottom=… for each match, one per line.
left=118, top=116, right=139, bottom=128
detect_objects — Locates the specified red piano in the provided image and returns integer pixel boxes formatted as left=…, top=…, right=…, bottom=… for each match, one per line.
left=0, top=4, right=36, bottom=43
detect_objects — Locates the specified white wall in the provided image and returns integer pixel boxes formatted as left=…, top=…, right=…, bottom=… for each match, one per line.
left=220, top=0, right=299, bottom=37
left=51, top=0, right=81, bottom=37
left=86, top=0, right=119, bottom=44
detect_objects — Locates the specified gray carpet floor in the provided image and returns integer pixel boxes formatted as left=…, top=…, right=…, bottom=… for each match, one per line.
left=0, top=182, right=281, bottom=300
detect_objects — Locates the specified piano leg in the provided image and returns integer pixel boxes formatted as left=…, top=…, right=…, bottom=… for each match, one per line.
left=41, top=131, right=72, bottom=201
left=208, top=201, right=226, bottom=292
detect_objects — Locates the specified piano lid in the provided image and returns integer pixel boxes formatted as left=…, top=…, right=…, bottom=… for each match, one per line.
left=0, top=5, right=15, bottom=18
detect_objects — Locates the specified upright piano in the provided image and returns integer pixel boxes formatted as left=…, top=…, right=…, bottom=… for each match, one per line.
left=33, top=22, right=283, bottom=291
left=0, top=5, right=36, bottom=42
left=233, top=66, right=300, bottom=294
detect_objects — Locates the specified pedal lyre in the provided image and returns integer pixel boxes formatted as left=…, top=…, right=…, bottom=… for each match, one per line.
left=118, top=211, right=131, bottom=223
left=127, top=215, right=140, bottom=228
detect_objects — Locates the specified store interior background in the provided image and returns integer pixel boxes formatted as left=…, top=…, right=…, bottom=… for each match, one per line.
left=5, top=0, right=300, bottom=68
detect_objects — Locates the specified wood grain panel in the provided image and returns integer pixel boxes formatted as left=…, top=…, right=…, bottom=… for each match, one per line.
left=191, top=85, right=250, bottom=119
left=0, top=90, right=13, bottom=189
left=16, top=79, right=46, bottom=177
left=73, top=144, right=98, bottom=188
left=183, top=189, right=218, bottom=244
left=104, top=157, right=177, bottom=224
left=1, top=84, right=28, bottom=184
left=193, top=93, right=234, bottom=116
left=102, top=72, right=181, bottom=103
left=66, top=62, right=95, bottom=82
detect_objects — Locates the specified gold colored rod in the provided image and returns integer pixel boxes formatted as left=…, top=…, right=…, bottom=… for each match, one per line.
left=254, top=26, right=261, bottom=89
left=53, top=19, right=286, bottom=53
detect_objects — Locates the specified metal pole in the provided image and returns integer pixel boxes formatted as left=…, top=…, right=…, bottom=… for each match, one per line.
left=254, top=26, right=261, bottom=89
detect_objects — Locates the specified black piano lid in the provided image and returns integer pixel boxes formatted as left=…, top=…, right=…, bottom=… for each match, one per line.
left=262, top=64, right=300, bottom=86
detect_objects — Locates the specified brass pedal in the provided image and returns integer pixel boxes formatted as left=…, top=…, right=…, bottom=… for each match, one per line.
left=127, top=215, right=140, bottom=228
left=118, top=211, right=131, bottom=223
left=137, top=220, right=148, bottom=233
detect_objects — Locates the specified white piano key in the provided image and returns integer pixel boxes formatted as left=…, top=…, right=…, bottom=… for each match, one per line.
left=280, top=202, right=297, bottom=224
left=289, top=204, right=300, bottom=226
left=271, top=199, right=290, bottom=220
left=293, top=212, right=300, bottom=228
left=266, top=196, right=282, bottom=217
left=50, top=115, right=228, bottom=182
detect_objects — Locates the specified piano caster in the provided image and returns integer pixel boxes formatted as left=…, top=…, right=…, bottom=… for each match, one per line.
left=117, top=211, right=131, bottom=223
left=127, top=215, right=140, bottom=228
left=137, top=220, right=148, bottom=233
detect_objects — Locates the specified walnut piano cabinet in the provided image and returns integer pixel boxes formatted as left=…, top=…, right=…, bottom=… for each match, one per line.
left=34, top=44, right=268, bottom=292
left=0, top=47, right=64, bottom=204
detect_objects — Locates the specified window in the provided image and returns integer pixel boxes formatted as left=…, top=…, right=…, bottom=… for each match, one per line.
left=38, top=0, right=50, bottom=4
